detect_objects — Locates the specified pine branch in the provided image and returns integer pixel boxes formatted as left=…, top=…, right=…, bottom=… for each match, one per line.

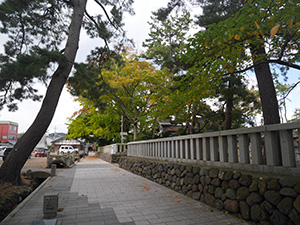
left=84, top=10, right=109, bottom=48
left=281, top=81, right=300, bottom=101
left=269, top=59, right=300, bottom=71
left=93, top=0, right=119, bottom=31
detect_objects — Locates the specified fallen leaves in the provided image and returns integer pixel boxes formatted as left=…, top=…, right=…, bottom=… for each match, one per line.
left=139, top=183, right=151, bottom=191
left=110, top=167, right=121, bottom=172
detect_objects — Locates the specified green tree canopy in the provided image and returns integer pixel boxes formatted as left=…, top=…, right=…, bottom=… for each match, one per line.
left=289, top=108, right=300, bottom=122
left=184, top=0, right=300, bottom=125
left=68, top=49, right=172, bottom=140
left=0, top=0, right=68, bottom=111
left=142, top=0, right=261, bottom=132
left=67, top=99, right=121, bottom=145
left=142, top=12, right=192, bottom=74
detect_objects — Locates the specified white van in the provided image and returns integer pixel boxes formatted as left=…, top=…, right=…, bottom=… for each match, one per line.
left=59, top=146, right=78, bottom=154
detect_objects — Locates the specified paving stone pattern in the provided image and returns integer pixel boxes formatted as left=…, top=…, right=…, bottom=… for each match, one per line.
left=71, top=159, right=248, bottom=225
left=1, top=157, right=249, bottom=225
left=1, top=163, right=133, bottom=225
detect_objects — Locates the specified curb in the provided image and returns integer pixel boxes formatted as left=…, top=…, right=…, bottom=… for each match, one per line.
left=0, top=176, right=52, bottom=225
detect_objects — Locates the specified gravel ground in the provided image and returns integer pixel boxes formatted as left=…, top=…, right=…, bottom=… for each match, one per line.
left=0, top=154, right=66, bottom=174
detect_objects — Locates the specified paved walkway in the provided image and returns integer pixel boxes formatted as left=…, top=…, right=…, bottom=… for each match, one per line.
left=1, top=156, right=249, bottom=225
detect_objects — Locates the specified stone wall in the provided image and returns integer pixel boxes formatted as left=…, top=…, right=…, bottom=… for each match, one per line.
left=119, top=157, right=300, bottom=225
left=96, top=152, right=127, bottom=163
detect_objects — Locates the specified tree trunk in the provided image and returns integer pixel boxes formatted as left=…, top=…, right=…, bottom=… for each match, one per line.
left=224, top=97, right=233, bottom=130
left=133, top=123, right=138, bottom=140
left=0, top=0, right=87, bottom=184
left=251, top=45, right=280, bottom=125
left=224, top=77, right=233, bottom=130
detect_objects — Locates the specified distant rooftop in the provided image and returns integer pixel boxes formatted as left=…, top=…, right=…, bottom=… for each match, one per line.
left=0, top=121, right=18, bottom=126
left=48, top=132, right=67, bottom=137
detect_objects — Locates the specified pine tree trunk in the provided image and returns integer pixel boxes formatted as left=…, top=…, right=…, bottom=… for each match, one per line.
left=0, top=0, right=87, bottom=184
left=224, top=97, right=233, bottom=130
left=133, top=123, right=138, bottom=140
left=251, top=45, right=280, bottom=125
left=224, top=77, right=233, bottom=130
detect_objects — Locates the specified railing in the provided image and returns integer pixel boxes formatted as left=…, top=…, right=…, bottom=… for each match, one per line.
left=127, top=122, right=300, bottom=176
left=98, top=143, right=127, bottom=154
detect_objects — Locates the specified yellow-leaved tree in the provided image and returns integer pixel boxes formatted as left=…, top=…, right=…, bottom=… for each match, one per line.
left=68, top=49, right=173, bottom=141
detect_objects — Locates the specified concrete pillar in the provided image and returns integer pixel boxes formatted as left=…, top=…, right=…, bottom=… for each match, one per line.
left=151, top=143, right=153, bottom=157
left=228, top=135, right=238, bottom=163
left=280, top=129, right=296, bottom=167
left=171, top=140, right=175, bottom=158
left=158, top=142, right=161, bottom=158
left=190, top=139, right=195, bottom=160
left=219, top=136, right=228, bottom=162
left=142, top=143, right=145, bottom=157
left=265, top=131, right=281, bottom=166
left=203, top=137, right=210, bottom=161
left=163, top=141, right=167, bottom=158
left=250, top=133, right=263, bottom=165
left=210, top=137, right=219, bottom=161
left=167, top=141, right=171, bottom=158
left=185, top=139, right=190, bottom=159
left=180, top=140, right=184, bottom=159
left=159, top=142, right=162, bottom=158
left=175, top=140, right=179, bottom=159
left=43, top=193, right=58, bottom=219
left=51, top=164, right=57, bottom=177
left=195, top=138, right=201, bottom=160
left=239, top=134, right=250, bottom=164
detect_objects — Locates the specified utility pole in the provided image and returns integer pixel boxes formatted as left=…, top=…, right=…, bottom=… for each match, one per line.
left=121, top=115, right=123, bottom=144
left=120, top=115, right=124, bottom=152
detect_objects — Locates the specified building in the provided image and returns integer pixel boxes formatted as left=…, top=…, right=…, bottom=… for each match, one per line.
left=51, top=137, right=84, bottom=152
left=0, top=121, right=18, bottom=144
left=35, top=133, right=56, bottom=150
left=158, top=120, right=181, bottom=136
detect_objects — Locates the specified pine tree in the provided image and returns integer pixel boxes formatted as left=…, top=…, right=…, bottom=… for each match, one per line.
left=0, top=0, right=134, bottom=184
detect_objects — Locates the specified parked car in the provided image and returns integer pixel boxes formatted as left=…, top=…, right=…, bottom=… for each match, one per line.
left=34, top=148, right=48, bottom=157
left=2, top=147, right=13, bottom=161
left=59, top=146, right=78, bottom=154
left=0, top=147, right=6, bottom=157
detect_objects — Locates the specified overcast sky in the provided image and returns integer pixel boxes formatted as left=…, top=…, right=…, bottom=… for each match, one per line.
left=0, top=0, right=201, bottom=133
left=0, top=0, right=299, bottom=134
